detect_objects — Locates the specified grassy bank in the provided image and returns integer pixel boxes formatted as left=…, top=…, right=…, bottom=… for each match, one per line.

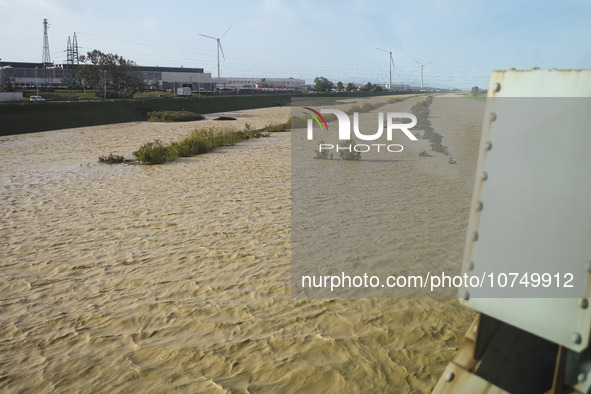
left=0, top=90, right=420, bottom=136
left=0, top=95, right=292, bottom=136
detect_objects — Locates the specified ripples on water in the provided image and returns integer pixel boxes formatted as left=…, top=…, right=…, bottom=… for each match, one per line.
left=0, top=101, right=480, bottom=392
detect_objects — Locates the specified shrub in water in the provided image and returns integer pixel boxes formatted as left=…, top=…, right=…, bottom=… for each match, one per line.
left=314, top=140, right=333, bottom=160
left=133, top=140, right=176, bottom=164
left=98, top=153, right=126, bottom=164
left=338, top=139, right=361, bottom=160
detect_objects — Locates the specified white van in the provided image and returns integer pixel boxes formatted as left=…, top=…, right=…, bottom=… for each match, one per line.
left=29, top=95, right=45, bottom=102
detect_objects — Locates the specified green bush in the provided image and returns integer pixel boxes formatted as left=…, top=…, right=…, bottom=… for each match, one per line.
left=148, top=110, right=205, bottom=122
left=117, top=122, right=286, bottom=165
left=98, top=153, right=126, bottom=164
left=314, top=140, right=333, bottom=160
left=289, top=115, right=307, bottom=128
left=168, top=140, right=195, bottom=157
left=133, top=140, right=176, bottom=164
left=338, top=139, right=361, bottom=160
left=262, top=121, right=289, bottom=133
left=213, top=129, right=245, bottom=146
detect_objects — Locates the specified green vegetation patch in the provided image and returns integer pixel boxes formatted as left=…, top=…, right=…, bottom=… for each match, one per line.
left=410, top=96, right=449, bottom=155
left=118, top=119, right=290, bottom=165
left=147, top=110, right=205, bottom=122
left=98, top=153, right=127, bottom=164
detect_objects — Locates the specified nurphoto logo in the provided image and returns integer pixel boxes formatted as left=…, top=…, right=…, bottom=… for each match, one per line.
left=304, top=107, right=418, bottom=154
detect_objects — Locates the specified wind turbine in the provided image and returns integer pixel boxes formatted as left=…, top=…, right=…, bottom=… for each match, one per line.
left=200, top=25, right=232, bottom=78
left=415, top=60, right=432, bottom=89
left=376, top=41, right=402, bottom=90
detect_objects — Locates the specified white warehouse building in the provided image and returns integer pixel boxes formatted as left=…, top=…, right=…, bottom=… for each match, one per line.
left=139, top=66, right=214, bottom=91
left=213, top=77, right=305, bottom=91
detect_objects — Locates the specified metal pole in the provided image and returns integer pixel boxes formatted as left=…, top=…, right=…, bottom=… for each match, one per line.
left=389, top=52, right=392, bottom=90
left=217, top=44, right=220, bottom=78
left=421, top=65, right=424, bottom=89
left=103, top=70, right=106, bottom=100
left=35, top=67, right=38, bottom=95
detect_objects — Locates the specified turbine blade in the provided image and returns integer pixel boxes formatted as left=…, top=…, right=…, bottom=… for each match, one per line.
left=391, top=57, right=395, bottom=69
left=219, top=42, right=226, bottom=60
left=376, top=47, right=388, bottom=53
left=200, top=34, right=217, bottom=40
left=415, top=59, right=421, bottom=65
left=425, top=61, right=432, bottom=66
left=221, top=25, right=232, bottom=38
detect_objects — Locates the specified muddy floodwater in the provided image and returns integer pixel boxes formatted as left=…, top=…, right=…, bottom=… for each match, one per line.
left=0, top=99, right=483, bottom=392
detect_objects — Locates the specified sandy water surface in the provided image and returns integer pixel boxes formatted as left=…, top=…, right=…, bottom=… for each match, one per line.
left=0, top=98, right=482, bottom=393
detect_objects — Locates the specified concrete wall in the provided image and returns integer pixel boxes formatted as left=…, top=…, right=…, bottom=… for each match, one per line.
left=0, top=92, right=23, bottom=102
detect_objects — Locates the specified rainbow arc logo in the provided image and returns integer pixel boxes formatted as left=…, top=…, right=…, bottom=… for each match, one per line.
left=303, top=107, right=328, bottom=131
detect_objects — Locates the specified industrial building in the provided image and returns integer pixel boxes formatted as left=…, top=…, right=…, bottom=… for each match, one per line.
left=139, top=66, right=213, bottom=92
left=212, top=77, right=306, bottom=91
left=0, top=61, right=214, bottom=91
left=0, top=61, right=305, bottom=93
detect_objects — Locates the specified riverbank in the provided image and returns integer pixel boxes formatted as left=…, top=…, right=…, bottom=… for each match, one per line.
left=0, top=95, right=293, bottom=136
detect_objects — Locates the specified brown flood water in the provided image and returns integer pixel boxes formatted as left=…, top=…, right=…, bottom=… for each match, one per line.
left=0, top=98, right=483, bottom=393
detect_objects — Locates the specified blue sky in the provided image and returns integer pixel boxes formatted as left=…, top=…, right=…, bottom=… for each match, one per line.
left=1, top=0, right=590, bottom=89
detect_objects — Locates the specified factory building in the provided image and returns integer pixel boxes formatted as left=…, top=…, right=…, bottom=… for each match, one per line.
left=0, top=62, right=67, bottom=87
left=0, top=61, right=305, bottom=93
left=0, top=61, right=214, bottom=91
left=139, top=66, right=213, bottom=92
left=212, top=77, right=306, bottom=91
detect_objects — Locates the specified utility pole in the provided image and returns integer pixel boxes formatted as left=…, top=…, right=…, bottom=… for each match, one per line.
left=66, top=36, right=73, bottom=88
left=42, top=19, right=52, bottom=88
left=72, top=33, right=79, bottom=65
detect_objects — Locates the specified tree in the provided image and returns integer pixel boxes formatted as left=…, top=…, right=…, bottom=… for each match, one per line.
left=149, top=79, right=161, bottom=90
left=471, top=86, right=481, bottom=96
left=359, top=82, right=372, bottom=92
left=1, top=73, right=14, bottom=92
left=346, top=82, right=355, bottom=92
left=336, top=81, right=344, bottom=92
left=77, top=50, right=144, bottom=98
left=314, top=76, right=334, bottom=92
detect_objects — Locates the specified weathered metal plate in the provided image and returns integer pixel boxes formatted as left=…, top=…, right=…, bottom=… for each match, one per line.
left=432, top=362, right=510, bottom=394
left=462, top=69, right=591, bottom=352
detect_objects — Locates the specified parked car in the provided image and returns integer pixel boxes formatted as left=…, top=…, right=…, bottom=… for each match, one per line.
left=29, top=95, right=45, bottom=102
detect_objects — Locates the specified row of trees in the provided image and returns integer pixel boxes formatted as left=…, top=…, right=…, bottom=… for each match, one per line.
left=314, top=77, right=384, bottom=93
left=77, top=50, right=144, bottom=98
left=470, top=86, right=488, bottom=96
